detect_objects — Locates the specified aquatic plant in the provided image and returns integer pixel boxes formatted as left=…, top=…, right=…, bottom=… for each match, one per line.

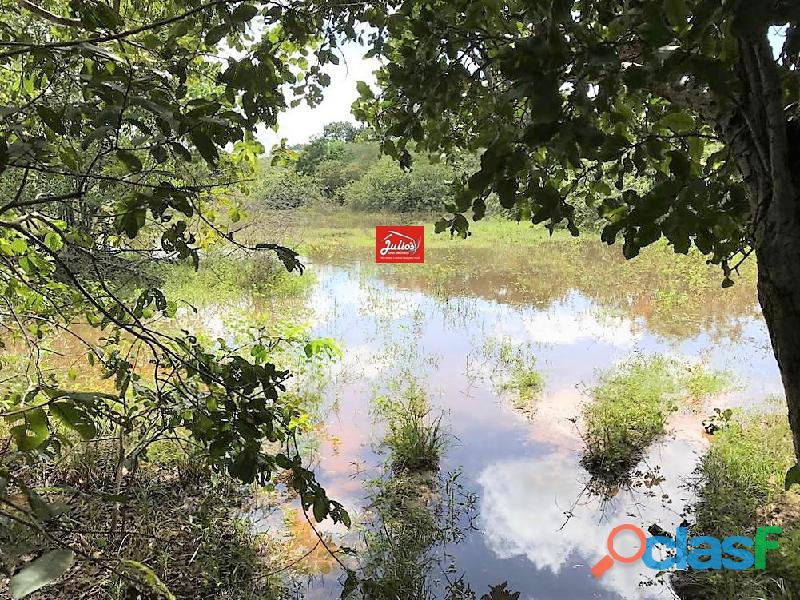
left=481, top=337, right=544, bottom=417
left=581, top=355, right=729, bottom=485
left=375, top=382, right=446, bottom=473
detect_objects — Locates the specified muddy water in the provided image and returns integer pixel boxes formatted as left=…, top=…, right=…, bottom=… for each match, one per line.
left=265, top=242, right=781, bottom=600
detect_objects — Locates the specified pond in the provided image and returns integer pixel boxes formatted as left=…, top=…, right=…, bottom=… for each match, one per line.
left=252, top=238, right=782, bottom=600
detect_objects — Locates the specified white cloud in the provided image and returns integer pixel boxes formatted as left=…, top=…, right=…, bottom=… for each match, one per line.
left=256, top=42, right=381, bottom=148
left=477, top=439, right=702, bottom=599
left=521, top=306, right=641, bottom=347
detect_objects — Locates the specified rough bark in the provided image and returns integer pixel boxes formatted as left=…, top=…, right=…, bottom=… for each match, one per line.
left=731, top=36, right=800, bottom=461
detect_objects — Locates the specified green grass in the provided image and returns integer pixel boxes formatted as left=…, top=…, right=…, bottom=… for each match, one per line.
left=487, top=338, right=544, bottom=416
left=582, top=356, right=729, bottom=483
left=672, top=411, right=800, bottom=599
left=374, top=381, right=446, bottom=473
left=161, top=251, right=313, bottom=306
left=504, top=364, right=544, bottom=406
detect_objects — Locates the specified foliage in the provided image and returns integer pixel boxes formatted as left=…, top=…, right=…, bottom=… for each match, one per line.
left=672, top=411, right=800, bottom=599
left=251, top=164, right=323, bottom=209
left=0, top=0, right=362, bottom=590
left=2, top=439, right=292, bottom=600
left=374, top=381, right=445, bottom=473
left=341, top=156, right=456, bottom=213
left=581, top=355, right=728, bottom=484
left=349, top=0, right=800, bottom=275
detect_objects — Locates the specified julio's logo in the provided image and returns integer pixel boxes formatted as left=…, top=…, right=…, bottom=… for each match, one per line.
left=591, top=523, right=782, bottom=578
left=375, top=225, right=425, bottom=263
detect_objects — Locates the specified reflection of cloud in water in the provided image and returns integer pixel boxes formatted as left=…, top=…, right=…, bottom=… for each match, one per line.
left=521, top=308, right=641, bottom=347
left=478, top=440, right=701, bottom=599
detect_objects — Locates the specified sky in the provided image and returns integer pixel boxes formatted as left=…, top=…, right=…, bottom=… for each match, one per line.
left=255, top=25, right=788, bottom=151
left=255, top=41, right=380, bottom=150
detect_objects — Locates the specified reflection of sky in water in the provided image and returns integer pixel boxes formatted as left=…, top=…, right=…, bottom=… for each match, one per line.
left=279, top=263, right=780, bottom=599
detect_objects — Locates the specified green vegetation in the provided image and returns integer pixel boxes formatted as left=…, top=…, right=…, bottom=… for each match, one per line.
left=673, top=411, right=800, bottom=599
left=3, top=440, right=289, bottom=600
left=481, top=337, right=544, bottom=417
left=374, top=382, right=445, bottom=473
left=582, top=356, right=729, bottom=484
left=279, top=212, right=757, bottom=340
left=160, top=252, right=314, bottom=305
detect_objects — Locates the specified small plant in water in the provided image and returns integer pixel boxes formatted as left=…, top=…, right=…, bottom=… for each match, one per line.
left=581, top=355, right=729, bottom=487
left=374, top=380, right=447, bottom=473
left=481, top=337, right=544, bottom=417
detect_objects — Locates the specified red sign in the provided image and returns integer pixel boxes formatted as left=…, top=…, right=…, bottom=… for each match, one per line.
left=375, top=225, right=425, bottom=263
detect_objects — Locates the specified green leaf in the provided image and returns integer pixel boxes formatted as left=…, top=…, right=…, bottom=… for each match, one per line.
left=190, top=130, right=218, bottom=166
left=121, top=560, right=176, bottom=600
left=659, top=111, right=694, bottom=133
left=204, top=24, right=228, bottom=46
left=43, top=232, right=64, bottom=252
left=36, top=106, right=66, bottom=134
left=356, top=81, right=374, bottom=99
left=150, top=144, right=168, bottom=164
left=232, top=4, right=258, bottom=22
left=664, top=0, right=688, bottom=28
left=50, top=400, right=96, bottom=441
left=785, top=464, right=800, bottom=491
left=10, top=549, right=74, bottom=599
left=8, top=407, right=49, bottom=451
left=116, top=149, right=143, bottom=173
left=313, top=494, right=329, bottom=522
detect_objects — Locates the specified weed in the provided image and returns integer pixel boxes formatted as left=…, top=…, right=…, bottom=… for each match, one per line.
left=581, top=356, right=729, bottom=485
left=672, top=411, right=800, bottom=599
left=373, top=381, right=446, bottom=473
left=481, top=337, right=544, bottom=417
left=384, top=405, right=445, bottom=473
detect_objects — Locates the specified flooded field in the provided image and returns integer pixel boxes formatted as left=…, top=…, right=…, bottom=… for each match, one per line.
left=233, top=226, right=781, bottom=600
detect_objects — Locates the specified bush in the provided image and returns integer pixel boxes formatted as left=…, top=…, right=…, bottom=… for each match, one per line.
left=342, top=157, right=455, bottom=212
left=251, top=166, right=322, bottom=209
left=581, top=355, right=729, bottom=485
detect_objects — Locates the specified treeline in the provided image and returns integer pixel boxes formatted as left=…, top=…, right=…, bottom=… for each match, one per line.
left=249, top=121, right=475, bottom=213
left=249, top=121, right=605, bottom=230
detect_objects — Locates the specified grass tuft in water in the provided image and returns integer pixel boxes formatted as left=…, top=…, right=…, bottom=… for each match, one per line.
left=483, top=337, right=544, bottom=417
left=672, top=410, right=800, bottom=599
left=374, top=381, right=446, bottom=473
left=581, top=355, right=729, bottom=484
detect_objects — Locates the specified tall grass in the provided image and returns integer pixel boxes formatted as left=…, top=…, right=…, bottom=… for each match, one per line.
left=582, top=355, right=729, bottom=483
left=375, top=381, right=446, bottom=473
left=672, top=411, right=800, bottom=599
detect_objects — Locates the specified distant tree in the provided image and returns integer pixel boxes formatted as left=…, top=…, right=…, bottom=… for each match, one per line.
left=254, top=165, right=323, bottom=209
left=343, top=156, right=455, bottom=212
left=322, top=120, right=360, bottom=142
left=350, top=1, right=800, bottom=465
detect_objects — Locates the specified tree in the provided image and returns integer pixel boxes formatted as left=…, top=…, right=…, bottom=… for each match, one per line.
left=0, top=0, right=354, bottom=588
left=349, top=1, right=800, bottom=462
left=322, top=120, right=360, bottom=142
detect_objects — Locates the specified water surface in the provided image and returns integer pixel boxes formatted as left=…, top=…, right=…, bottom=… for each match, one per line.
left=259, top=242, right=780, bottom=600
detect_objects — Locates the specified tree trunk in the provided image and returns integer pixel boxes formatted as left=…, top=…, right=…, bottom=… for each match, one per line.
left=734, top=35, right=800, bottom=462
left=757, top=223, right=800, bottom=459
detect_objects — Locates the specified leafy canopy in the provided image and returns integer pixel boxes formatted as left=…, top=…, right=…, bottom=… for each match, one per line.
left=351, top=0, right=800, bottom=283
left=0, top=0, right=359, bottom=590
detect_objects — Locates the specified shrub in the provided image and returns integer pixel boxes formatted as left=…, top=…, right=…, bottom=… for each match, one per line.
left=672, top=411, right=800, bottom=599
left=342, top=157, right=455, bottom=212
left=581, top=355, right=729, bottom=484
left=251, top=166, right=322, bottom=209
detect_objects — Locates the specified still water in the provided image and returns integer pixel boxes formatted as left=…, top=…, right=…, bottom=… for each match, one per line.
left=254, top=243, right=782, bottom=600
